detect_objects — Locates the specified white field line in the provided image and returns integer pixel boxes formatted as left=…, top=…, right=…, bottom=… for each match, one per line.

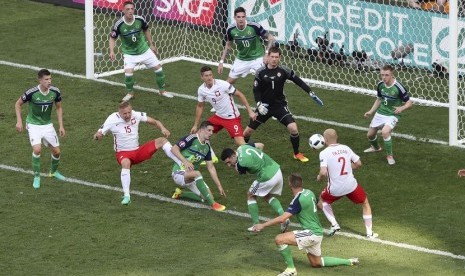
left=1, top=163, right=464, bottom=261
left=0, top=60, right=450, bottom=146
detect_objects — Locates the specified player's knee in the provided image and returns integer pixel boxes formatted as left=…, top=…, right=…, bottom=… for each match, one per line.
left=155, top=137, right=168, bottom=148
left=274, top=234, right=286, bottom=245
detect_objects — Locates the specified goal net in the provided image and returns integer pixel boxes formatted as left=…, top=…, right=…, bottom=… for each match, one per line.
left=85, top=0, right=465, bottom=145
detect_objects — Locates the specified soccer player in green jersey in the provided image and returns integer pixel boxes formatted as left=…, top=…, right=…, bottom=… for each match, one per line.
left=364, top=65, right=412, bottom=165
left=109, top=1, right=172, bottom=101
left=253, top=173, right=359, bottom=276
left=15, top=69, right=66, bottom=189
left=170, top=121, right=226, bottom=212
left=221, top=144, right=289, bottom=232
left=218, top=6, right=275, bottom=84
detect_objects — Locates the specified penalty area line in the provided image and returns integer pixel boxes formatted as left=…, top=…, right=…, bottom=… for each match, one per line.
left=1, top=163, right=464, bottom=261
left=0, top=59, right=449, bottom=146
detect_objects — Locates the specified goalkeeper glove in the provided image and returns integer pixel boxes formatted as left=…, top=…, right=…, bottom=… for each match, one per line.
left=256, top=101, right=269, bottom=115
left=309, top=92, right=324, bottom=106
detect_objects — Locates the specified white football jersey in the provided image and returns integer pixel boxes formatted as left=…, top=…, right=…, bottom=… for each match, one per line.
left=197, top=79, right=240, bottom=119
left=99, top=110, right=148, bottom=152
left=319, top=144, right=360, bottom=196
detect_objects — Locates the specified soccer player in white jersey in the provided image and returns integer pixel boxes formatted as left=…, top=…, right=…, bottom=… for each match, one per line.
left=190, top=66, right=256, bottom=147
left=94, top=101, right=179, bottom=205
left=316, top=129, right=378, bottom=239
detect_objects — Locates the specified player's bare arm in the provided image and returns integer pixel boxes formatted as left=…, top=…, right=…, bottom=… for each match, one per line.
left=364, top=98, right=382, bottom=118
left=191, top=102, right=205, bottom=134
left=218, top=41, right=233, bottom=74
left=171, top=145, right=194, bottom=171
left=394, top=99, right=413, bottom=114
left=147, top=116, right=170, bottom=137
left=352, top=159, right=362, bottom=170
left=15, top=97, right=25, bottom=133
left=55, top=101, right=65, bottom=137
left=234, top=89, right=256, bottom=121
left=254, top=212, right=293, bottom=232
left=317, top=166, right=328, bottom=182
left=94, top=129, right=104, bottom=140
left=206, top=161, right=226, bottom=197
left=109, top=37, right=117, bottom=60
left=143, top=28, right=157, bottom=54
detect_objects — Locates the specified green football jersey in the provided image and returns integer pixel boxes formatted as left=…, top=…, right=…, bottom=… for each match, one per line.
left=287, top=189, right=324, bottom=236
left=236, top=145, right=280, bottom=182
left=376, top=80, right=410, bottom=118
left=20, top=86, right=62, bottom=125
left=172, top=134, right=212, bottom=172
left=110, top=15, right=150, bottom=55
left=226, top=22, right=267, bottom=61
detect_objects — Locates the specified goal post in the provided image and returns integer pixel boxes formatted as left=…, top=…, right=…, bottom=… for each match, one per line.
left=84, top=0, right=464, bottom=145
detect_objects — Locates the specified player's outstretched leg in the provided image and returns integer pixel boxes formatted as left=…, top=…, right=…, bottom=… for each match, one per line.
left=247, top=199, right=260, bottom=231
left=120, top=168, right=131, bottom=205
left=194, top=176, right=225, bottom=211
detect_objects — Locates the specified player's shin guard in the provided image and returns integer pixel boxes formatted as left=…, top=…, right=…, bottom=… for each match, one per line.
left=50, top=154, right=60, bottom=174
left=121, top=168, right=131, bottom=197
left=369, top=135, right=380, bottom=149
left=247, top=199, right=260, bottom=224
left=277, top=244, right=295, bottom=268
left=321, top=256, right=351, bottom=266
left=384, top=136, right=393, bottom=155
left=322, top=202, right=338, bottom=226
left=363, top=215, right=373, bottom=236
left=124, top=74, right=134, bottom=93
left=194, top=176, right=214, bottom=205
left=162, top=142, right=181, bottom=166
left=32, top=153, right=40, bottom=177
left=155, top=68, right=166, bottom=91
left=268, top=197, right=284, bottom=215
left=290, top=133, right=300, bottom=154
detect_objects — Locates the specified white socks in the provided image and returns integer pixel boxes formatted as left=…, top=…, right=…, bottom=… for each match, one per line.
left=121, top=168, right=131, bottom=197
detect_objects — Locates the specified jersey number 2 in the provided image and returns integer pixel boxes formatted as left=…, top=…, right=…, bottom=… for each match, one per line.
left=338, top=157, right=348, bottom=176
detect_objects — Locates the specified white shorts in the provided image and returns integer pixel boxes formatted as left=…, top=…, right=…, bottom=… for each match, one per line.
left=248, top=169, right=283, bottom=197
left=369, top=113, right=398, bottom=130
left=229, top=57, right=264, bottom=78
left=26, top=123, right=59, bottom=147
left=172, top=170, right=207, bottom=196
left=294, top=230, right=323, bottom=256
left=124, top=49, right=161, bottom=70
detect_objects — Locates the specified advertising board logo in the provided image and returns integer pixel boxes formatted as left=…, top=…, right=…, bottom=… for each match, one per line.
left=73, top=0, right=125, bottom=10
left=232, top=0, right=285, bottom=41
left=432, top=17, right=465, bottom=68
left=153, top=0, right=218, bottom=27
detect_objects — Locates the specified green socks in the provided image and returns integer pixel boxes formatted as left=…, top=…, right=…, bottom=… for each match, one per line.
left=32, top=153, right=40, bottom=177
left=321, top=256, right=351, bottom=266
left=155, top=69, right=166, bottom=91
left=268, top=197, right=284, bottom=215
left=195, top=176, right=214, bottom=205
left=247, top=200, right=260, bottom=224
left=51, top=154, right=60, bottom=174
left=384, top=137, right=393, bottom=155
left=125, top=74, right=134, bottom=93
left=278, top=244, right=295, bottom=268
left=180, top=191, right=203, bottom=202
left=369, top=135, right=380, bottom=150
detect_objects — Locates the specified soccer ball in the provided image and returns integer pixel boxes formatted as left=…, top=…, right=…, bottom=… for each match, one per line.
left=309, top=134, right=325, bottom=150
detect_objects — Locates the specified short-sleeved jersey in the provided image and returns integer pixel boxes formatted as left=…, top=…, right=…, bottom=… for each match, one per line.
left=287, top=189, right=324, bottom=236
left=172, top=134, right=212, bottom=172
left=198, top=79, right=239, bottom=119
left=226, top=22, right=268, bottom=61
left=100, top=110, right=148, bottom=152
left=319, top=144, right=360, bottom=196
left=236, top=144, right=280, bottom=182
left=376, top=80, right=410, bottom=118
left=253, top=65, right=308, bottom=107
left=110, top=16, right=150, bottom=55
left=21, top=85, right=62, bottom=125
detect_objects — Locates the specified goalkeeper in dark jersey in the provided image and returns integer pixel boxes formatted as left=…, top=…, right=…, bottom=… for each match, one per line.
left=243, top=46, right=323, bottom=163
